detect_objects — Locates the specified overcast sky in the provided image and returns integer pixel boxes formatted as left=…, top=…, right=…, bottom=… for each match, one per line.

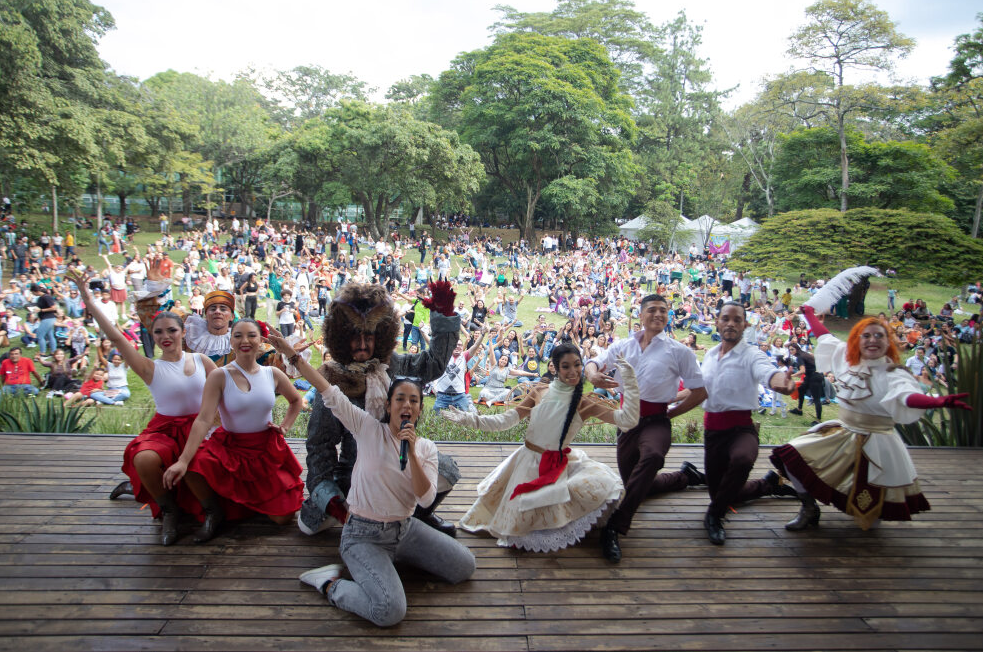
left=95, top=0, right=980, bottom=108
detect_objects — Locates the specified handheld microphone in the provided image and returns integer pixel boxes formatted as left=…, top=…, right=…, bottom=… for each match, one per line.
left=399, top=420, right=410, bottom=470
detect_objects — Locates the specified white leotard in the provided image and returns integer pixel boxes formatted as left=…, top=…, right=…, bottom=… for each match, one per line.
left=218, top=362, right=275, bottom=433
left=149, top=353, right=206, bottom=417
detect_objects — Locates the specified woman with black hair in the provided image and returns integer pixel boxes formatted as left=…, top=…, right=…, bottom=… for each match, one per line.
left=442, top=343, right=639, bottom=552
left=263, top=329, right=475, bottom=627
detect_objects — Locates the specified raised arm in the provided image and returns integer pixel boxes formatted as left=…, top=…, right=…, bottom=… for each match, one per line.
left=65, top=269, right=155, bottom=384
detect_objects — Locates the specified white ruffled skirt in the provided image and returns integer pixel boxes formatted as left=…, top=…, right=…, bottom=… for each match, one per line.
left=459, top=446, right=623, bottom=552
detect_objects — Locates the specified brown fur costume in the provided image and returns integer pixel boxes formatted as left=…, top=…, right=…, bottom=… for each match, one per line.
left=321, top=283, right=401, bottom=397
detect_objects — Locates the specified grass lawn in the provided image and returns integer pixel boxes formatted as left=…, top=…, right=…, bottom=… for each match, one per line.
left=2, top=212, right=962, bottom=444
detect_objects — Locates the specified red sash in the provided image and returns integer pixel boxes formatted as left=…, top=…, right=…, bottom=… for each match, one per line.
left=704, top=410, right=753, bottom=430
left=510, top=448, right=572, bottom=500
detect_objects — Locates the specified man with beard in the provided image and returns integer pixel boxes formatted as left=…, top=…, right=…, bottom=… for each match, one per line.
left=586, top=294, right=708, bottom=563
left=698, top=302, right=797, bottom=545
left=300, top=281, right=462, bottom=537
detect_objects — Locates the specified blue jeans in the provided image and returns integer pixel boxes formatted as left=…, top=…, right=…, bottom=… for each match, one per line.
left=89, top=387, right=131, bottom=405
left=327, top=515, right=475, bottom=627
left=408, top=326, right=426, bottom=351
left=433, top=392, right=474, bottom=413
left=97, top=239, right=109, bottom=255
left=3, top=384, right=38, bottom=396
left=36, top=318, right=57, bottom=354
left=689, top=323, right=712, bottom=335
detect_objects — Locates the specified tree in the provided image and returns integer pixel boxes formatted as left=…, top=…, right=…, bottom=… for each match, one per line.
left=144, top=71, right=273, bottom=215
left=633, top=12, right=724, bottom=218
left=787, top=0, right=915, bottom=211
left=433, top=33, right=637, bottom=241
left=257, top=65, right=371, bottom=125
left=774, top=127, right=954, bottom=214
left=0, top=0, right=116, bottom=229
left=636, top=199, right=683, bottom=251
left=731, top=208, right=983, bottom=285
left=929, top=14, right=983, bottom=237
left=490, top=0, right=656, bottom=92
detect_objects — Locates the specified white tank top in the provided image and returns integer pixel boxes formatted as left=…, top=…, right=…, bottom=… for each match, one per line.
left=218, top=362, right=275, bottom=433
left=149, top=354, right=206, bottom=417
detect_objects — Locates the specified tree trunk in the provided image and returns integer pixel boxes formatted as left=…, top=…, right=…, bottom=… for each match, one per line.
left=118, top=194, right=127, bottom=219
left=51, top=185, right=59, bottom=232
left=522, top=186, right=539, bottom=243
left=838, top=113, right=849, bottom=213
left=95, top=177, right=103, bottom=222
left=735, top=172, right=751, bottom=219
left=972, top=182, right=982, bottom=239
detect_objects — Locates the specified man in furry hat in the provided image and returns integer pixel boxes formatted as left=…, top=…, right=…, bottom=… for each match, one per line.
left=300, top=280, right=462, bottom=537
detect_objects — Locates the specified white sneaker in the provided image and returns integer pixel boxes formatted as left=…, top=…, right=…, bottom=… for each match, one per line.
left=46, top=391, right=55, bottom=399
left=114, top=401, right=125, bottom=406
left=299, top=563, right=343, bottom=594
left=297, top=510, right=338, bottom=536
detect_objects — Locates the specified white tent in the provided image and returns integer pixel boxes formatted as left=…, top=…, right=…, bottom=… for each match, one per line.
left=618, top=215, right=649, bottom=240
left=672, top=215, right=759, bottom=252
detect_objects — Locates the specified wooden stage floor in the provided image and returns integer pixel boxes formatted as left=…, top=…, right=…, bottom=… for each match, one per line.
left=0, top=433, right=981, bottom=651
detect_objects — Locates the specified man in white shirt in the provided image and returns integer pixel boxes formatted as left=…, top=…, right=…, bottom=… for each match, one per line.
left=698, top=302, right=797, bottom=545
left=906, top=347, right=927, bottom=377
left=586, top=293, right=709, bottom=562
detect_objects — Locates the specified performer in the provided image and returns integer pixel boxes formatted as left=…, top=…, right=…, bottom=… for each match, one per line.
left=585, top=294, right=708, bottom=563
left=265, top=330, right=475, bottom=627
left=698, top=302, right=798, bottom=545
left=67, top=270, right=217, bottom=546
left=301, top=282, right=462, bottom=537
left=442, top=343, right=638, bottom=552
left=162, top=319, right=305, bottom=543
left=112, top=258, right=294, bottom=500
left=771, top=305, right=970, bottom=530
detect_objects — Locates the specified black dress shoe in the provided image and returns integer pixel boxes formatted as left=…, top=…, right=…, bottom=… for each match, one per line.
left=763, top=470, right=799, bottom=497
left=413, top=490, right=457, bottom=538
left=600, top=526, right=622, bottom=562
left=109, top=481, right=133, bottom=500
left=680, top=461, right=707, bottom=486
left=704, top=512, right=726, bottom=545
left=413, top=509, right=457, bottom=538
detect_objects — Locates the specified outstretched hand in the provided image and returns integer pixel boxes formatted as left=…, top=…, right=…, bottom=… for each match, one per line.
left=263, top=327, right=293, bottom=356
left=943, top=392, right=972, bottom=411
left=420, top=280, right=456, bottom=317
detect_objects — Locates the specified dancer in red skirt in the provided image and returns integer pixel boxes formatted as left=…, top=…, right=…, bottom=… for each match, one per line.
left=67, top=270, right=216, bottom=546
left=163, top=319, right=304, bottom=543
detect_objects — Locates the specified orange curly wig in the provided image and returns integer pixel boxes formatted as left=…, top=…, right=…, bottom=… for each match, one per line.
left=845, top=317, right=899, bottom=366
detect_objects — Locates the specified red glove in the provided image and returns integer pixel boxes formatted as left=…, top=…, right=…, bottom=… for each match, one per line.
left=800, top=305, right=830, bottom=337
left=420, top=280, right=457, bottom=317
left=906, top=392, right=971, bottom=411
left=327, top=496, right=348, bottom=525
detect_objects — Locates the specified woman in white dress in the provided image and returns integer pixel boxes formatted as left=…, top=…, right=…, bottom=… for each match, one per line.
left=442, top=343, right=639, bottom=552
left=771, top=307, right=971, bottom=531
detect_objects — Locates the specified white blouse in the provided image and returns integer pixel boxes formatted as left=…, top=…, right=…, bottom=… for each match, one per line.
left=321, top=385, right=438, bottom=522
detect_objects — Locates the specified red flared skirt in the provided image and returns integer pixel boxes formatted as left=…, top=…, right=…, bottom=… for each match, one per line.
left=188, top=426, right=304, bottom=519
left=121, top=412, right=203, bottom=520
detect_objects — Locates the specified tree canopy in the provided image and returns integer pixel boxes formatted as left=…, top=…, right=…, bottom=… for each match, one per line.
left=732, top=207, right=983, bottom=284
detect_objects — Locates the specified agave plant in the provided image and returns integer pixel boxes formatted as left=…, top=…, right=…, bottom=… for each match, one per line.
left=0, top=396, right=97, bottom=434
left=896, top=337, right=982, bottom=447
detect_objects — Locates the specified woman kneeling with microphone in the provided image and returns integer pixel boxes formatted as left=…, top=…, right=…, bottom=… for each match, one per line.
left=265, top=329, right=475, bottom=627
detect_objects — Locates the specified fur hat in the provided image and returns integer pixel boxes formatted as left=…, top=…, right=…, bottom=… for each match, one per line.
left=323, top=283, right=400, bottom=366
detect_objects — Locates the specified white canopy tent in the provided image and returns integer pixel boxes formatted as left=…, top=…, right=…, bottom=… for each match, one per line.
left=617, top=215, right=649, bottom=240
left=672, top=215, right=759, bottom=252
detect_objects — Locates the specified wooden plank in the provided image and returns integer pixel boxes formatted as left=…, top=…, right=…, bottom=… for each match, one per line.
left=0, top=433, right=980, bottom=652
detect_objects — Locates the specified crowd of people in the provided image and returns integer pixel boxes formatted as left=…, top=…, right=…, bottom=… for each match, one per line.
left=0, top=207, right=979, bottom=627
